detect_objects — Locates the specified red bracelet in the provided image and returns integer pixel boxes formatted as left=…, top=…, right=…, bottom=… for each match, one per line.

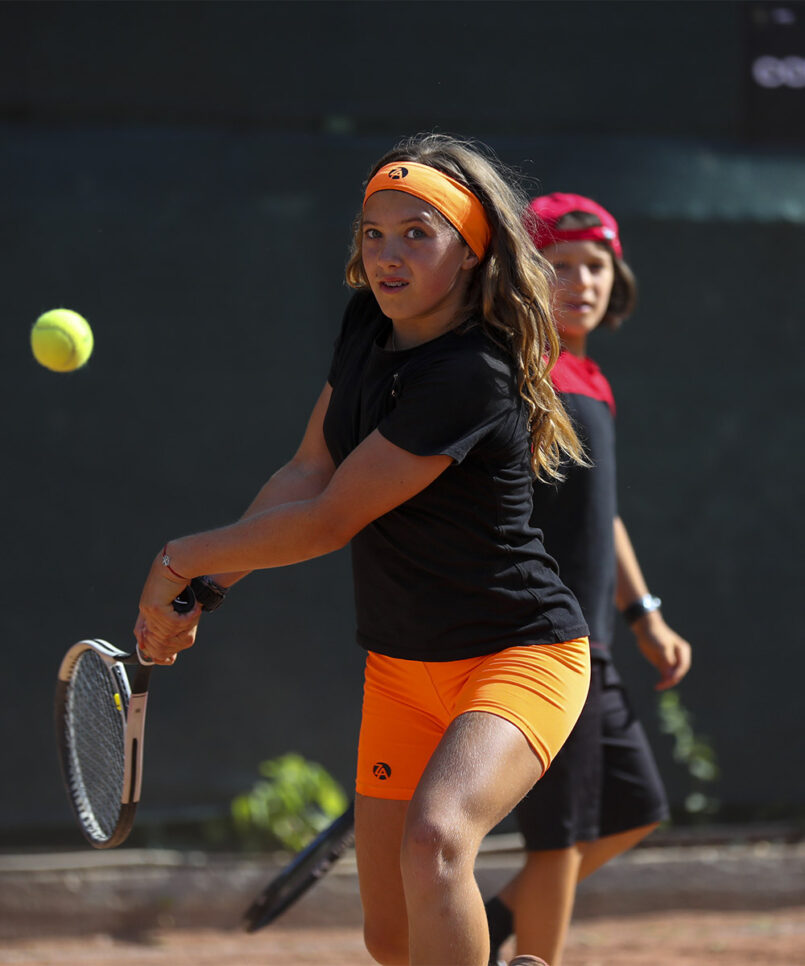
left=161, top=544, right=189, bottom=582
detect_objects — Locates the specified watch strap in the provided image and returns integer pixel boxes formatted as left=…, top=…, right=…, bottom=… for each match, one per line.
left=622, top=593, right=662, bottom=625
left=190, top=575, right=228, bottom=613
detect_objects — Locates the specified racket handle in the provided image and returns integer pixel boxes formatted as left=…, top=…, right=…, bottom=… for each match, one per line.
left=137, top=585, right=197, bottom=665
left=172, top=585, right=196, bottom=614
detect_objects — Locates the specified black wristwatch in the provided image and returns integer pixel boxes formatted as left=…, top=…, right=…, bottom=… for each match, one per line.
left=190, top=575, right=228, bottom=613
left=622, top=593, right=662, bottom=625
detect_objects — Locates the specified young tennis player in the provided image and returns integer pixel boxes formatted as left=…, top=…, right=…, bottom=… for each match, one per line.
left=484, top=193, right=693, bottom=966
left=133, top=135, right=591, bottom=966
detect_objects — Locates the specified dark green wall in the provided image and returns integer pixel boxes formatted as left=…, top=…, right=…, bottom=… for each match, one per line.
left=1, top=1, right=746, bottom=137
left=1, top=1, right=803, bottom=838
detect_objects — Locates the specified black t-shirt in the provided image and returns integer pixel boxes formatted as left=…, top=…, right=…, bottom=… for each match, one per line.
left=323, top=290, right=588, bottom=661
left=532, top=351, right=617, bottom=659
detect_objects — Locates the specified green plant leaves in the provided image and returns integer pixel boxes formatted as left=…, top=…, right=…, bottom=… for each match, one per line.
left=657, top=691, right=721, bottom=818
left=231, top=753, right=349, bottom=851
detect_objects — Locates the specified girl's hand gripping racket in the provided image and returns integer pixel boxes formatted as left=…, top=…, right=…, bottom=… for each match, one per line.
left=243, top=801, right=355, bottom=932
left=54, top=587, right=195, bottom=849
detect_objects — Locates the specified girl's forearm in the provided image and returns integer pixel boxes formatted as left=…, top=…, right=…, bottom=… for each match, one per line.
left=168, top=495, right=346, bottom=584
left=613, top=515, right=651, bottom=611
left=206, top=459, right=335, bottom=588
left=240, top=459, right=334, bottom=520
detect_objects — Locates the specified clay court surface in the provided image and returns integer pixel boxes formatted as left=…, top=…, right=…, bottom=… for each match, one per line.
left=2, top=908, right=805, bottom=965
left=2, top=833, right=803, bottom=965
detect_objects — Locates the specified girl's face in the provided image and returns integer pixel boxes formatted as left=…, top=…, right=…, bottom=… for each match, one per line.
left=361, top=190, right=478, bottom=336
left=542, top=240, right=615, bottom=345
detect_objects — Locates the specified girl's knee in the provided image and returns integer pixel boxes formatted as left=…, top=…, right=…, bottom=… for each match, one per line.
left=400, top=810, right=471, bottom=889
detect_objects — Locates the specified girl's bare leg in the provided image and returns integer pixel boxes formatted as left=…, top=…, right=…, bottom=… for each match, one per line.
left=504, top=823, right=660, bottom=965
left=355, top=794, right=409, bottom=965
left=401, top=711, right=544, bottom=966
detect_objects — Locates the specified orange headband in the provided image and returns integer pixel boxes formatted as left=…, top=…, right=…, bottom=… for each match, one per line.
left=363, top=162, right=492, bottom=259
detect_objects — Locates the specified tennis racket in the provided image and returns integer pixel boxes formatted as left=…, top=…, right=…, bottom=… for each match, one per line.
left=54, top=587, right=196, bottom=849
left=243, top=800, right=355, bottom=932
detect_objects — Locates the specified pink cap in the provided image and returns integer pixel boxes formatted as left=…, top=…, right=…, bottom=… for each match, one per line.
left=527, top=192, right=622, bottom=259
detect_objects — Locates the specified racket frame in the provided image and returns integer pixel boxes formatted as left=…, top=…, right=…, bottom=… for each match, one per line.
left=243, top=801, right=356, bottom=932
left=55, top=586, right=195, bottom=849
left=55, top=639, right=152, bottom=849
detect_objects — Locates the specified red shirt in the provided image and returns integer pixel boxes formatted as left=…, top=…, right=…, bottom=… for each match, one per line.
left=551, top=350, right=616, bottom=417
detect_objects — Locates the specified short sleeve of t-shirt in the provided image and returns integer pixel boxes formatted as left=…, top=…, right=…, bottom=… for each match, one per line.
left=378, top=338, right=514, bottom=464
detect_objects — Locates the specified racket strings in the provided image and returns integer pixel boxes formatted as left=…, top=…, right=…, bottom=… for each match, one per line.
left=65, top=650, right=127, bottom=843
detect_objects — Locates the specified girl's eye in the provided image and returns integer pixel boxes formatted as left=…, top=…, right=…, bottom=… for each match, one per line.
left=406, top=227, right=426, bottom=239
left=364, top=228, right=381, bottom=240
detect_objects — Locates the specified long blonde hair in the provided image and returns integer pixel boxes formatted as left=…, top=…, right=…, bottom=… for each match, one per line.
left=345, top=132, right=585, bottom=480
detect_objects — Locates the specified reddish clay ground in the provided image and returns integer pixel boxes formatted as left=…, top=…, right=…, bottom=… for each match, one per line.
left=2, top=836, right=803, bottom=964
left=2, top=907, right=805, bottom=965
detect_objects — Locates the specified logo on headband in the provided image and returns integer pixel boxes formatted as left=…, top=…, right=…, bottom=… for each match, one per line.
left=387, top=166, right=408, bottom=180
left=603, top=228, right=616, bottom=240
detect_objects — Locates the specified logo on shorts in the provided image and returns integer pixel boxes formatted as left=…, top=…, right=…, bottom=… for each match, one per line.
left=387, top=166, right=408, bottom=180
left=373, top=761, right=392, bottom=780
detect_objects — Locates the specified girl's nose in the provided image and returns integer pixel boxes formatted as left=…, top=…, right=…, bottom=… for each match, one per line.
left=565, top=266, right=586, bottom=290
left=378, top=237, right=403, bottom=267
left=573, top=265, right=593, bottom=289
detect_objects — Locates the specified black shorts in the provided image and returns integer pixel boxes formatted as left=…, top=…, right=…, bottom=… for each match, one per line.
left=515, top=659, right=669, bottom=851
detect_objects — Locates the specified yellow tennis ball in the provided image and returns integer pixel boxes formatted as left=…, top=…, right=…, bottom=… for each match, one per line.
left=31, top=308, right=94, bottom=372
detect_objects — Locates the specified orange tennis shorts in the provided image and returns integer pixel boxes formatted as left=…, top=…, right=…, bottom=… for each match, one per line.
left=355, top=638, right=590, bottom=800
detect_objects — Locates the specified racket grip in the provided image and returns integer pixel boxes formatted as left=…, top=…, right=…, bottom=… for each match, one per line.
left=172, top=585, right=196, bottom=614
left=137, top=585, right=197, bottom=665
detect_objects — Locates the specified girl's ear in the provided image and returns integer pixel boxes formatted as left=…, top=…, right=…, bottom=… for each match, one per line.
left=462, top=246, right=480, bottom=270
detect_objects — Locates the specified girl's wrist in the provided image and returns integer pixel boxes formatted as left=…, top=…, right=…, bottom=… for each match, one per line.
left=160, top=543, right=191, bottom=584
left=632, top=608, right=666, bottom=639
left=621, top=593, right=662, bottom=625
